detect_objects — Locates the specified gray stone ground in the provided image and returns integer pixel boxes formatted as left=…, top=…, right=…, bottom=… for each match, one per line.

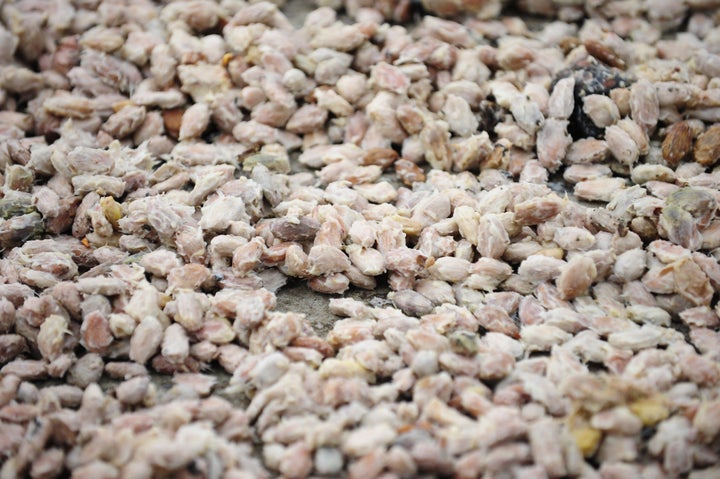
left=276, top=278, right=391, bottom=337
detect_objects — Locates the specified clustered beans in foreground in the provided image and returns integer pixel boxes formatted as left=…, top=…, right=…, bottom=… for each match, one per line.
left=1, top=0, right=720, bottom=478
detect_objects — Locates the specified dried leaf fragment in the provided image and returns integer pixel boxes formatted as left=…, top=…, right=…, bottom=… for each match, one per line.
left=585, top=39, right=626, bottom=69
left=662, top=121, right=693, bottom=167
left=694, top=124, right=720, bottom=167
left=100, top=197, right=123, bottom=230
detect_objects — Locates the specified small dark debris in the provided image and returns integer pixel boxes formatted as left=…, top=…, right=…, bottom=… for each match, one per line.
left=477, top=100, right=504, bottom=134
left=553, top=58, right=633, bottom=140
